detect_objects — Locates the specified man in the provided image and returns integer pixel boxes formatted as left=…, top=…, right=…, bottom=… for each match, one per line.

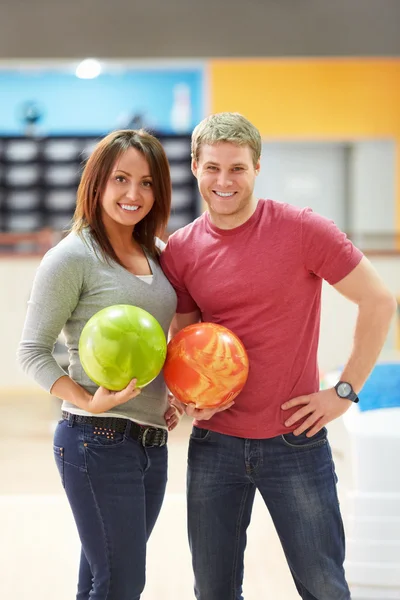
left=160, top=112, right=396, bottom=600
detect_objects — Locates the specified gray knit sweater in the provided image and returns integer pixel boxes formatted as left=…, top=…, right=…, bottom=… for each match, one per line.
left=17, top=230, right=177, bottom=428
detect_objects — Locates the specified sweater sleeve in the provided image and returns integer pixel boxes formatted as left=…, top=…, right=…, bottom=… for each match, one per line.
left=17, top=245, right=84, bottom=392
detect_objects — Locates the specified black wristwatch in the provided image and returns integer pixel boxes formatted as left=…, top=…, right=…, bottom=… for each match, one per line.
left=334, top=381, right=359, bottom=403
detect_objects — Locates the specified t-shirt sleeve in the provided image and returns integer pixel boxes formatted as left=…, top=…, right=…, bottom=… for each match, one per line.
left=300, top=208, right=363, bottom=285
left=160, top=236, right=199, bottom=314
left=16, top=247, right=84, bottom=392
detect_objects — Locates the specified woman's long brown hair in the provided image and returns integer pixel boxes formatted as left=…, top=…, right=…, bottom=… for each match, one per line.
left=72, top=129, right=171, bottom=263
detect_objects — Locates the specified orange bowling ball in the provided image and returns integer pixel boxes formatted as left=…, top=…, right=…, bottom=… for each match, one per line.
left=163, top=322, right=249, bottom=408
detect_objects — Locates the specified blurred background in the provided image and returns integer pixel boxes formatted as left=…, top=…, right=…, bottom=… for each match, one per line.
left=1, top=1, right=400, bottom=598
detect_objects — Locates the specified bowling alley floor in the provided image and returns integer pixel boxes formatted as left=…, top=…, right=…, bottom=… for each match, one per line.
left=0, top=391, right=353, bottom=600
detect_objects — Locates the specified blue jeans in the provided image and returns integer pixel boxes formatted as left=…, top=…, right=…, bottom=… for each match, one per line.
left=187, top=426, right=350, bottom=600
left=53, top=416, right=168, bottom=600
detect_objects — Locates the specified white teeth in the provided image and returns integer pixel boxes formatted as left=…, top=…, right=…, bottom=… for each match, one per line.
left=215, top=191, right=235, bottom=197
left=120, top=204, right=139, bottom=211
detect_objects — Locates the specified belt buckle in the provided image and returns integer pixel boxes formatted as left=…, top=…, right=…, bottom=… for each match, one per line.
left=141, top=427, right=166, bottom=447
left=141, top=427, right=151, bottom=447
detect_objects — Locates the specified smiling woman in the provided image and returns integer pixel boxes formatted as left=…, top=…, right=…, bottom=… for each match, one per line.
left=17, top=129, right=179, bottom=600
left=99, top=147, right=156, bottom=260
left=73, top=129, right=171, bottom=261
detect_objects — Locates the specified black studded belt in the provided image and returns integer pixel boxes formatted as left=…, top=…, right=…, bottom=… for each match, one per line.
left=61, top=411, right=168, bottom=447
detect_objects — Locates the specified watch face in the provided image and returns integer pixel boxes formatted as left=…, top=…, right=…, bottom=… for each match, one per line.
left=337, top=382, right=351, bottom=398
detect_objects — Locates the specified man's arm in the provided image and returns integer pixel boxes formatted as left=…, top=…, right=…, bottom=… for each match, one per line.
left=332, top=256, right=397, bottom=391
left=169, top=310, right=201, bottom=340
left=282, top=256, right=397, bottom=436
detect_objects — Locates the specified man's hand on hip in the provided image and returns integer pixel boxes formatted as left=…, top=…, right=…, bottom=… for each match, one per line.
left=281, top=388, right=352, bottom=437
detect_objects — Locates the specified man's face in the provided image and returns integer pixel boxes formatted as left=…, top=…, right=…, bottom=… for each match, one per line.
left=192, top=142, right=260, bottom=221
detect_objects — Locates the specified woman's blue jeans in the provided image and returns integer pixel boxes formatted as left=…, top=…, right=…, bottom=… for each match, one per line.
left=53, top=415, right=168, bottom=600
left=187, top=426, right=351, bottom=600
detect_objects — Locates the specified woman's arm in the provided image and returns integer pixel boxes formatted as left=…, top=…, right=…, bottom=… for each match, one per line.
left=51, top=374, right=141, bottom=414
left=17, top=247, right=83, bottom=391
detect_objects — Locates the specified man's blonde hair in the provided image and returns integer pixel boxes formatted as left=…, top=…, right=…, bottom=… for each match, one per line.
left=191, top=112, right=262, bottom=167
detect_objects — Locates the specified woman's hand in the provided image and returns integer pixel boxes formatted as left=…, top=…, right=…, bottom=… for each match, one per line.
left=164, top=393, right=184, bottom=431
left=164, top=405, right=181, bottom=431
left=88, top=379, right=141, bottom=414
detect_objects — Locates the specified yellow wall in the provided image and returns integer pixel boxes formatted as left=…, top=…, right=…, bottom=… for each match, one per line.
left=210, top=59, right=400, bottom=229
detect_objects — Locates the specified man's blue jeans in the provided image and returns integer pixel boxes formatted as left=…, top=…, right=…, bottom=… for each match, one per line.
left=53, top=416, right=168, bottom=600
left=187, top=426, right=351, bottom=600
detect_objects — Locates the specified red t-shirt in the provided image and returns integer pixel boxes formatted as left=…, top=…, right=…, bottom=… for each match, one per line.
left=160, top=199, right=363, bottom=439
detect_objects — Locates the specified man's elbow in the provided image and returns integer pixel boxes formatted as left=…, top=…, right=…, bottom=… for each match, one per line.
left=371, top=289, right=398, bottom=319
left=385, top=291, right=398, bottom=317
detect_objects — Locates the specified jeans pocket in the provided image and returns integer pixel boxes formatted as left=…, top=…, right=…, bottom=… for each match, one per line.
left=281, top=427, right=328, bottom=449
left=53, top=445, right=65, bottom=487
left=84, top=425, right=126, bottom=448
left=190, top=425, right=212, bottom=442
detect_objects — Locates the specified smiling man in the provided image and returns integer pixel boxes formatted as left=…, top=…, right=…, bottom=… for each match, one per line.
left=160, top=112, right=396, bottom=600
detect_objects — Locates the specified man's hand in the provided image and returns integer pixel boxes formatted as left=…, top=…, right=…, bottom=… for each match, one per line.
left=167, top=392, right=235, bottom=421
left=281, top=388, right=352, bottom=437
left=185, top=401, right=235, bottom=421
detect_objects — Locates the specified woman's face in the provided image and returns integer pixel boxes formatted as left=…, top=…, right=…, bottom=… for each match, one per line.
left=100, top=147, right=155, bottom=230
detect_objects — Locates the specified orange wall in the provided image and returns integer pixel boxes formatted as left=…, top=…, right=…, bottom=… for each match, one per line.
left=210, top=59, right=400, bottom=229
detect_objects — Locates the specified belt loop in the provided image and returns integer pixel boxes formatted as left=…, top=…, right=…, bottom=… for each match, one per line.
left=67, top=413, right=75, bottom=428
left=124, top=419, right=131, bottom=437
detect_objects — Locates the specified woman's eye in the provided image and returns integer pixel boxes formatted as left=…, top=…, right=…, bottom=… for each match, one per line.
left=142, top=180, right=152, bottom=187
left=115, top=175, right=126, bottom=183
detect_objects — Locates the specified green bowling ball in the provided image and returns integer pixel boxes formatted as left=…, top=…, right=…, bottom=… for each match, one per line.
left=79, top=304, right=167, bottom=390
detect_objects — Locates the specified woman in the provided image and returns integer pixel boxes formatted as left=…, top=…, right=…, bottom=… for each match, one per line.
left=17, top=129, right=180, bottom=600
